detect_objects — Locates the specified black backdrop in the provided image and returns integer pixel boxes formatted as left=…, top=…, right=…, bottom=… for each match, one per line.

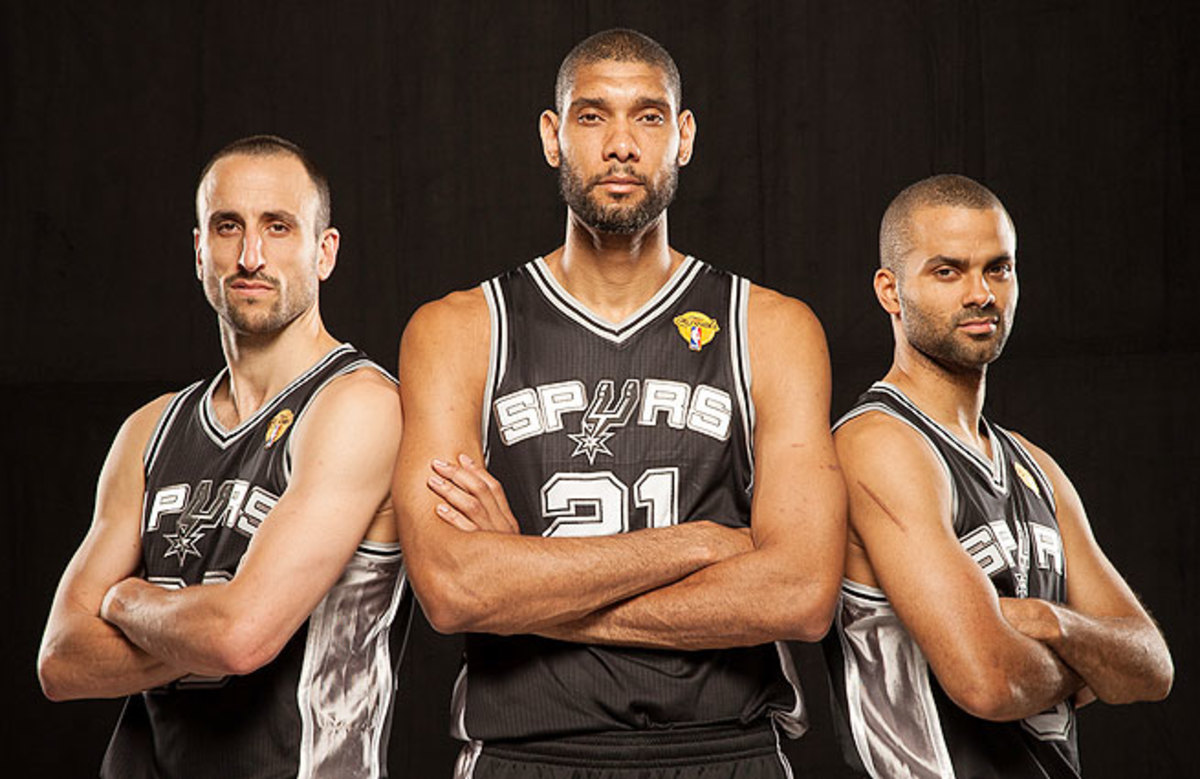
left=2, top=1, right=1195, bottom=776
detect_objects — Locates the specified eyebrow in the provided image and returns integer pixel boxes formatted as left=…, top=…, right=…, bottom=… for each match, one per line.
left=920, top=253, right=1013, bottom=270
left=260, top=210, right=299, bottom=227
left=568, top=96, right=673, bottom=114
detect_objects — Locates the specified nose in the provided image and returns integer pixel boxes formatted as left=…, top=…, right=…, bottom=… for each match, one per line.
left=964, top=271, right=995, bottom=308
left=603, top=118, right=640, bottom=163
left=238, top=231, right=266, bottom=274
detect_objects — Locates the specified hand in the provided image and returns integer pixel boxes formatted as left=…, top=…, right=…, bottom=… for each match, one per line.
left=999, top=597, right=1064, bottom=643
left=428, top=454, right=520, bottom=534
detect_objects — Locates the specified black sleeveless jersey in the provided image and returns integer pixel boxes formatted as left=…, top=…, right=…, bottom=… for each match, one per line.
left=102, top=344, right=410, bottom=779
left=823, top=382, right=1079, bottom=779
left=455, top=256, right=805, bottom=743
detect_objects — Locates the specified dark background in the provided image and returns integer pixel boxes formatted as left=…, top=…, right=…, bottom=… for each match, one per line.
left=3, top=1, right=1195, bottom=776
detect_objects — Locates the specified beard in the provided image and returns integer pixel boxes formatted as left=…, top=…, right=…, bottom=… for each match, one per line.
left=204, top=268, right=317, bottom=336
left=898, top=289, right=1013, bottom=372
left=558, top=158, right=678, bottom=234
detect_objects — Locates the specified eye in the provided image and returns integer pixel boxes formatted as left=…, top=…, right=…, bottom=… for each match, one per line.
left=638, top=112, right=666, bottom=126
left=266, top=222, right=291, bottom=235
left=215, top=221, right=241, bottom=236
left=988, top=262, right=1014, bottom=279
left=577, top=111, right=603, bottom=125
left=932, top=266, right=958, bottom=279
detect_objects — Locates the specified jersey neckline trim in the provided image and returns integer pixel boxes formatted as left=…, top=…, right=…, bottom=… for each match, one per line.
left=199, top=343, right=355, bottom=449
left=526, top=255, right=703, bottom=344
left=871, top=382, right=1009, bottom=493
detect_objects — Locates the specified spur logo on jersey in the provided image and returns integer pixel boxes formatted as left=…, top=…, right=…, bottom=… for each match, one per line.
left=672, top=311, right=720, bottom=351
left=146, top=478, right=280, bottom=565
left=264, top=408, right=295, bottom=449
left=494, top=377, right=734, bottom=457
left=960, top=518, right=1063, bottom=597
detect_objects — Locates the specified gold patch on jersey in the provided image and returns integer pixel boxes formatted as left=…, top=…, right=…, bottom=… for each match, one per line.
left=264, top=409, right=295, bottom=449
left=1014, top=461, right=1040, bottom=496
left=673, top=311, right=720, bottom=351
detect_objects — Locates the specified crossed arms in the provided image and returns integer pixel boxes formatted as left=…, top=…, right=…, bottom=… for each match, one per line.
left=393, top=284, right=847, bottom=648
left=836, top=414, right=1173, bottom=721
left=38, top=369, right=400, bottom=700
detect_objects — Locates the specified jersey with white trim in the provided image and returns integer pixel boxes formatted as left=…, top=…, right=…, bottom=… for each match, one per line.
left=823, top=382, right=1079, bottom=779
left=102, top=344, right=410, bottom=779
left=457, top=256, right=804, bottom=743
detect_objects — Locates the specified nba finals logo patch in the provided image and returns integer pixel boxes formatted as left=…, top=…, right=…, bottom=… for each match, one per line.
left=1014, top=461, right=1040, bottom=497
left=264, top=409, right=295, bottom=449
left=673, top=311, right=720, bottom=352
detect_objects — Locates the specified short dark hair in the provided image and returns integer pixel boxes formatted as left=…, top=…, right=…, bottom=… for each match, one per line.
left=879, top=174, right=1012, bottom=276
left=555, top=28, right=682, bottom=114
left=196, top=134, right=331, bottom=234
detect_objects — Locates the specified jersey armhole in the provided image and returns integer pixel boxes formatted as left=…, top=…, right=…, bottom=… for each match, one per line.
left=480, top=278, right=507, bottom=463
left=728, top=275, right=755, bottom=492
left=143, top=380, right=204, bottom=474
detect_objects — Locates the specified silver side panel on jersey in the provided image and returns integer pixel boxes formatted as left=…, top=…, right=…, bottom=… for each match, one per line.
left=836, top=581, right=956, bottom=779
left=481, top=278, right=508, bottom=461
left=771, top=641, right=809, bottom=738
left=295, top=543, right=406, bottom=779
left=728, top=275, right=756, bottom=492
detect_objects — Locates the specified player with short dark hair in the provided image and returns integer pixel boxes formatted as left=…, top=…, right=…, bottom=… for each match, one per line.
left=394, top=28, right=846, bottom=778
left=823, top=173, right=1173, bottom=778
left=38, top=136, right=407, bottom=779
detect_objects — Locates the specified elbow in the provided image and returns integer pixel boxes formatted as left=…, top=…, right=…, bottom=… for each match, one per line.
left=37, top=649, right=73, bottom=702
left=776, top=578, right=840, bottom=643
left=414, top=571, right=503, bottom=635
left=206, top=619, right=287, bottom=677
left=951, top=677, right=1021, bottom=722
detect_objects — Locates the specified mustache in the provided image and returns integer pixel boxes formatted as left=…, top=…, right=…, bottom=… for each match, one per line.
left=226, top=269, right=278, bottom=288
left=586, top=166, right=648, bottom=189
left=954, top=304, right=1000, bottom=325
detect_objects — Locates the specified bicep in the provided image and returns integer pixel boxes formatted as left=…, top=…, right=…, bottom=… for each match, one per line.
left=840, top=423, right=1015, bottom=677
left=226, top=374, right=401, bottom=623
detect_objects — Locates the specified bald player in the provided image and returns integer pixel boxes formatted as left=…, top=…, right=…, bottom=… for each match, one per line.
left=823, top=174, right=1173, bottom=778
left=38, top=135, right=407, bottom=779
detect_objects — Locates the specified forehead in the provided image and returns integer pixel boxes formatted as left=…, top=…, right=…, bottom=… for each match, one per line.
left=908, top=205, right=1015, bottom=259
left=565, top=60, right=677, bottom=110
left=197, top=153, right=316, bottom=218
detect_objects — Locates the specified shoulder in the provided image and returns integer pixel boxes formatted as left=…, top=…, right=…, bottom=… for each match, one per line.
left=998, top=427, right=1070, bottom=491
left=836, top=409, right=949, bottom=487
left=403, top=287, right=489, bottom=343
left=746, top=283, right=824, bottom=337
left=122, top=391, right=180, bottom=445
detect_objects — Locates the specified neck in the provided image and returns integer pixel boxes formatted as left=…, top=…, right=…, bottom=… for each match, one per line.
left=215, top=305, right=338, bottom=426
left=883, top=338, right=989, bottom=453
left=546, top=209, right=682, bottom=323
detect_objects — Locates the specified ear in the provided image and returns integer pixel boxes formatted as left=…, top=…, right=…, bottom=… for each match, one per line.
left=540, top=110, right=562, bottom=168
left=194, top=227, right=203, bottom=281
left=677, top=109, right=696, bottom=167
left=317, top=228, right=340, bottom=281
left=874, top=268, right=901, bottom=316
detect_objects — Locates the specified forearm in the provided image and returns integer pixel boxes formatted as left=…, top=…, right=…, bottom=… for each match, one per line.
left=39, top=614, right=185, bottom=700
left=1043, top=605, right=1173, bottom=703
left=101, top=578, right=251, bottom=677
left=410, top=520, right=746, bottom=635
left=538, top=544, right=836, bottom=649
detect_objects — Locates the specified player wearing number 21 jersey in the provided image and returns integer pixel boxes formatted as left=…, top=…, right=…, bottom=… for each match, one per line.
left=394, top=28, right=846, bottom=779
left=823, top=174, right=1172, bottom=779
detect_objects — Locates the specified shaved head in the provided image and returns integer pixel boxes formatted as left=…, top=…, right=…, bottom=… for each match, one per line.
left=197, top=134, right=331, bottom=235
left=880, top=174, right=1013, bottom=277
left=555, top=28, right=682, bottom=114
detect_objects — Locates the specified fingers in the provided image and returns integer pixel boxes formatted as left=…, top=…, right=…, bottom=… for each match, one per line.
left=427, top=456, right=519, bottom=533
left=435, top=501, right=480, bottom=533
left=454, top=454, right=520, bottom=533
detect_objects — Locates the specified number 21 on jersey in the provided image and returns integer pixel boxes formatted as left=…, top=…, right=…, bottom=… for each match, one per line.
left=541, top=467, right=679, bottom=537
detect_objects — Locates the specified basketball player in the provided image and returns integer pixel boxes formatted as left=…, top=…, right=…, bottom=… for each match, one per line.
left=824, top=174, right=1173, bottom=778
left=38, top=136, right=407, bottom=778
left=394, top=29, right=846, bottom=777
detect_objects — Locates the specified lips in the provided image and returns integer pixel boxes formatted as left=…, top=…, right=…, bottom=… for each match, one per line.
left=957, top=317, right=998, bottom=335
